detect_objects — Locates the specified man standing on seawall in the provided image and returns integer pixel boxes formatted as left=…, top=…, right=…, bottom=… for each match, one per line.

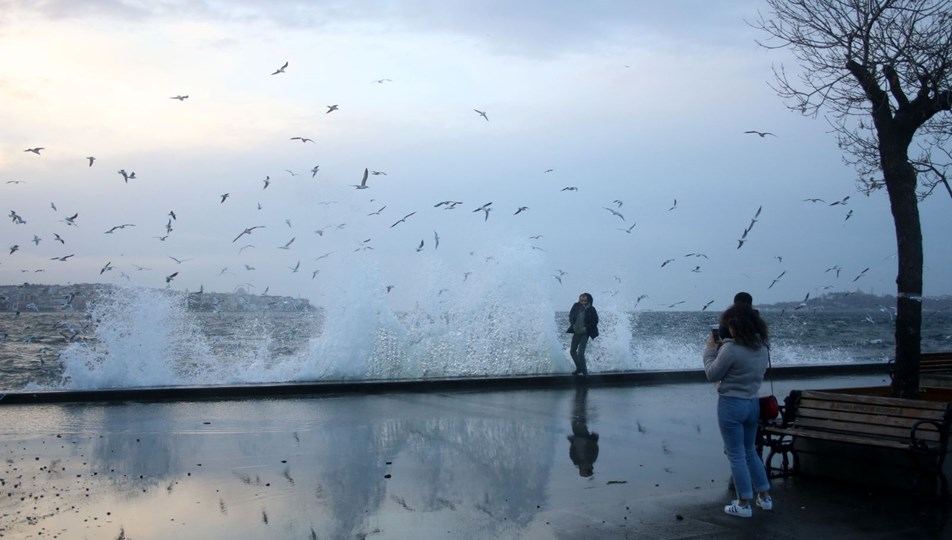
left=567, top=293, right=599, bottom=375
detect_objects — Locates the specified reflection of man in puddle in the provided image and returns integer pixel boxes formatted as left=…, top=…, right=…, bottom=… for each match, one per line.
left=568, top=385, right=599, bottom=477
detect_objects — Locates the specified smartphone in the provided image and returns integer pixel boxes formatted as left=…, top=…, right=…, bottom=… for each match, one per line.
left=711, top=325, right=721, bottom=341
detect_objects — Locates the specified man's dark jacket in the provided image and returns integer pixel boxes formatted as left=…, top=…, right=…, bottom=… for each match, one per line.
left=566, top=303, right=599, bottom=339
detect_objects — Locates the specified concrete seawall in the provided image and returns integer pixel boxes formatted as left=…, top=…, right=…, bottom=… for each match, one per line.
left=0, top=362, right=887, bottom=405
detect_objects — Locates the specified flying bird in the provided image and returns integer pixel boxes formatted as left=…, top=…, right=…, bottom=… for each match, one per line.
left=603, top=207, right=625, bottom=221
left=668, top=199, right=678, bottom=211
left=390, top=212, right=416, bottom=228
left=370, top=170, right=387, bottom=176
left=660, top=258, right=675, bottom=268
left=271, top=61, right=288, bottom=75
left=354, top=168, right=370, bottom=189
left=310, top=165, right=320, bottom=177
left=368, top=205, right=387, bottom=216
left=262, top=176, right=271, bottom=190
left=371, top=78, right=392, bottom=84
left=165, top=272, right=178, bottom=283
left=278, top=237, right=296, bottom=249
left=514, top=206, right=529, bottom=215
left=702, top=300, right=715, bottom=311
left=744, top=130, right=775, bottom=137
left=561, top=186, right=577, bottom=192
left=86, top=156, right=96, bottom=167
left=168, top=256, right=192, bottom=264
left=416, top=239, right=424, bottom=252
left=852, top=267, right=869, bottom=282
left=290, top=137, right=313, bottom=143
left=100, top=261, right=113, bottom=275
left=473, top=109, right=488, bottom=121
left=24, top=147, right=44, bottom=155
left=326, top=104, right=339, bottom=114
left=233, top=225, right=265, bottom=242
left=618, top=223, right=636, bottom=234
left=433, top=231, right=440, bottom=250
left=170, top=95, right=189, bottom=101
left=829, top=195, right=850, bottom=206
left=220, top=193, right=230, bottom=203
left=768, top=271, right=786, bottom=289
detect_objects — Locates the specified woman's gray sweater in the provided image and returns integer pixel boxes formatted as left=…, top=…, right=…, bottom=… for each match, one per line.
left=702, top=339, right=768, bottom=398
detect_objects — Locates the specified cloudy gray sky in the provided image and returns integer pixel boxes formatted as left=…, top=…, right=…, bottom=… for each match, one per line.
left=2, top=0, right=949, bottom=311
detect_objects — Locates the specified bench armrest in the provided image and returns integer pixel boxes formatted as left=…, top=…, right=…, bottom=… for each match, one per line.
left=910, top=419, right=947, bottom=452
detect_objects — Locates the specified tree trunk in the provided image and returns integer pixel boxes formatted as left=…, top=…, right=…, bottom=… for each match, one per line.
left=882, top=148, right=923, bottom=398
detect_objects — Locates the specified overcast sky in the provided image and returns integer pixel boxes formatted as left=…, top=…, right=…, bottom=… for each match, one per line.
left=1, top=0, right=950, bottom=312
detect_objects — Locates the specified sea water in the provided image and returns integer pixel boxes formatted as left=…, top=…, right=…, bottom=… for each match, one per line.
left=1, top=273, right=951, bottom=392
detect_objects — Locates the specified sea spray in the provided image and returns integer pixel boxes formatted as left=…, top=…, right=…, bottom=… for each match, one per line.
left=302, top=245, right=568, bottom=379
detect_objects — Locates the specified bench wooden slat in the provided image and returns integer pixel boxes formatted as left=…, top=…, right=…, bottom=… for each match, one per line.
left=763, top=426, right=913, bottom=450
left=801, top=390, right=950, bottom=412
left=920, top=352, right=952, bottom=373
left=798, top=398, right=949, bottom=422
left=790, top=416, right=942, bottom=442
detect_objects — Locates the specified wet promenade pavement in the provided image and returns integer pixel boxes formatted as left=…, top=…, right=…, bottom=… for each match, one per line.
left=1, top=371, right=949, bottom=539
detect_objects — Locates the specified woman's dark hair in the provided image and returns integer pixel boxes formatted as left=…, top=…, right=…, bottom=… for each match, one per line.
left=719, top=304, right=768, bottom=349
left=581, top=293, right=594, bottom=304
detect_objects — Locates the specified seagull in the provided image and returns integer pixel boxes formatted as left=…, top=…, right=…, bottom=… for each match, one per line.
left=271, top=61, right=288, bottom=75
left=603, top=207, right=625, bottom=220
left=118, top=169, right=131, bottom=182
left=634, top=294, right=648, bottom=307
left=311, top=269, right=320, bottom=279
left=561, top=186, right=578, bottom=191
left=829, top=195, right=850, bottom=206
left=62, top=213, right=78, bottom=226
left=278, top=237, right=296, bottom=249
left=220, top=193, right=230, bottom=203
left=54, top=233, right=65, bottom=244
left=435, top=200, right=463, bottom=209
left=473, top=109, right=488, bottom=121
left=86, top=156, right=96, bottom=167
left=24, top=147, right=44, bottom=155
left=514, top=206, right=529, bottom=215
left=660, top=258, right=675, bottom=268
left=165, top=271, right=179, bottom=283
left=416, top=239, right=424, bottom=252
left=668, top=199, right=678, bottom=211
left=233, top=225, right=265, bottom=242
left=354, top=168, right=370, bottom=189
left=239, top=244, right=255, bottom=253
left=612, top=199, right=623, bottom=207
left=326, top=104, right=339, bottom=114
left=9, top=245, right=19, bottom=254
left=845, top=210, right=854, bottom=221
left=544, top=168, right=554, bottom=173
left=368, top=205, right=387, bottom=216
left=390, top=212, right=416, bottom=228
left=618, top=223, right=636, bottom=233
left=170, top=95, right=189, bottom=101
left=852, top=267, right=869, bottom=282
left=262, top=176, right=271, bottom=189
left=289, top=261, right=300, bottom=273
left=310, top=165, right=320, bottom=177
left=104, top=224, right=135, bottom=234
left=433, top=231, right=440, bottom=250
left=51, top=254, right=73, bottom=261
left=371, top=78, right=392, bottom=84
left=702, top=300, right=715, bottom=311
left=168, top=210, right=176, bottom=220
left=168, top=256, right=192, bottom=264
left=825, top=265, right=842, bottom=278
left=100, top=261, right=113, bottom=275
left=285, top=169, right=299, bottom=176
left=370, top=170, right=387, bottom=176
left=802, top=198, right=826, bottom=203
left=31, top=234, right=40, bottom=246
left=768, top=270, right=786, bottom=289
left=290, top=137, right=314, bottom=143
left=794, top=292, right=810, bottom=310
left=744, top=130, right=776, bottom=137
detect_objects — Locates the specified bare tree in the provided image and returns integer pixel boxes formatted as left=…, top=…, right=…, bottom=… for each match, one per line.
left=754, top=0, right=951, bottom=398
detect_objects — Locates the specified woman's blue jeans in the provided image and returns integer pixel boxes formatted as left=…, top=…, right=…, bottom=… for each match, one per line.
left=717, top=396, right=770, bottom=500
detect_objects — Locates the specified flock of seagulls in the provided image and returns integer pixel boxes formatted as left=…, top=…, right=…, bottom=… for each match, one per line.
left=2, top=52, right=881, bottom=313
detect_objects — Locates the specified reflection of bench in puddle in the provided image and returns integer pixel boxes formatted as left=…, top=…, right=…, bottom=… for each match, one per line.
left=761, top=389, right=952, bottom=495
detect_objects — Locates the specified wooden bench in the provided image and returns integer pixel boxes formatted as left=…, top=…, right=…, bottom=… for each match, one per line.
left=761, top=390, right=952, bottom=494
left=921, top=352, right=952, bottom=374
